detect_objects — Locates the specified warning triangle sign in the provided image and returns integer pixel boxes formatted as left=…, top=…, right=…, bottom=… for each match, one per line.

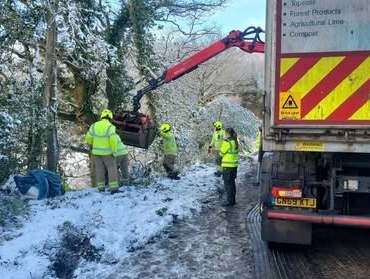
left=282, top=95, right=298, bottom=109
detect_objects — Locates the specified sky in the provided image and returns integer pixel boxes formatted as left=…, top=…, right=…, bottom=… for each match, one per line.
left=108, top=0, right=266, bottom=38
left=208, top=0, right=266, bottom=33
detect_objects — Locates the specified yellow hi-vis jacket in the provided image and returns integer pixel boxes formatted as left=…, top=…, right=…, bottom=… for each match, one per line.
left=160, top=131, right=178, bottom=155
left=219, top=139, right=239, bottom=168
left=85, top=119, right=118, bottom=156
left=210, top=129, right=225, bottom=151
left=114, top=134, right=128, bottom=157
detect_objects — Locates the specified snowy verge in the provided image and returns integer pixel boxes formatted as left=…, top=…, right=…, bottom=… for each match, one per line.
left=0, top=165, right=219, bottom=279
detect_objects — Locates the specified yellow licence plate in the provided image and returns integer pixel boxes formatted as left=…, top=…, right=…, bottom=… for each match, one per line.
left=275, top=197, right=316, bottom=209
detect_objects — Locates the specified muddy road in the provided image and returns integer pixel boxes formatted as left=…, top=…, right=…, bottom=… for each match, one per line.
left=249, top=204, right=370, bottom=279
left=109, top=162, right=370, bottom=279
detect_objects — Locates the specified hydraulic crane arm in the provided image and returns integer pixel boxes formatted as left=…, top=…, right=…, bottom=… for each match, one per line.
left=132, top=26, right=265, bottom=112
left=117, top=26, right=265, bottom=149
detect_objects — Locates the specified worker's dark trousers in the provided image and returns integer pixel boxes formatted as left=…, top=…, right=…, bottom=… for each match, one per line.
left=222, top=167, right=237, bottom=205
left=163, top=154, right=177, bottom=176
left=93, top=155, right=118, bottom=191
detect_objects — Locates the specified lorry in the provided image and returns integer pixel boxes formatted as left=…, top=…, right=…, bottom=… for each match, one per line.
left=117, top=0, right=370, bottom=246
left=261, top=0, right=370, bottom=244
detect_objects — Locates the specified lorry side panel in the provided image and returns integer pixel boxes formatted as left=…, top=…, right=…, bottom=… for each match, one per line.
left=264, top=0, right=370, bottom=153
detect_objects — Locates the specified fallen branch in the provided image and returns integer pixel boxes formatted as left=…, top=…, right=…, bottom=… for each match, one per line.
left=61, top=144, right=89, bottom=154
left=58, top=111, right=78, bottom=122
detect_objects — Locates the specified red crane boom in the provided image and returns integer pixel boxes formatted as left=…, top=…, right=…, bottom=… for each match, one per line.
left=115, top=26, right=265, bottom=149
left=163, top=30, right=265, bottom=85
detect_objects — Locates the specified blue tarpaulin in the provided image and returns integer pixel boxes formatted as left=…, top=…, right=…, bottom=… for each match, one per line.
left=14, top=170, right=63, bottom=200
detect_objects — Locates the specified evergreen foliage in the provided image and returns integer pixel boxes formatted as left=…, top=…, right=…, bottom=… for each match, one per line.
left=0, top=0, right=228, bottom=179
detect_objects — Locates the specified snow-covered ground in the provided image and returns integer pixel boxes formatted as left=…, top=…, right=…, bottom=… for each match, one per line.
left=0, top=165, right=219, bottom=279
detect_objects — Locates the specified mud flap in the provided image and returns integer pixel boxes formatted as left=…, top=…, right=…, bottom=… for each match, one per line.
left=261, top=211, right=312, bottom=245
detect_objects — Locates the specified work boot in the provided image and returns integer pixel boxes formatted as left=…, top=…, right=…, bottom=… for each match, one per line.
left=110, top=188, right=119, bottom=195
left=168, top=173, right=181, bottom=180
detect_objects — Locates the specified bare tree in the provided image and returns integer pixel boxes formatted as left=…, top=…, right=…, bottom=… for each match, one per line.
left=154, top=33, right=264, bottom=108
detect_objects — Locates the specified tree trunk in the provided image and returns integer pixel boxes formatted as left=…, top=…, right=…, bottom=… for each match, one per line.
left=43, top=1, right=59, bottom=172
left=27, top=125, right=43, bottom=170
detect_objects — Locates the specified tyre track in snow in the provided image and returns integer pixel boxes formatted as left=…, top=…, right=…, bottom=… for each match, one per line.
left=106, top=162, right=370, bottom=279
left=108, top=162, right=258, bottom=279
left=247, top=202, right=370, bottom=279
